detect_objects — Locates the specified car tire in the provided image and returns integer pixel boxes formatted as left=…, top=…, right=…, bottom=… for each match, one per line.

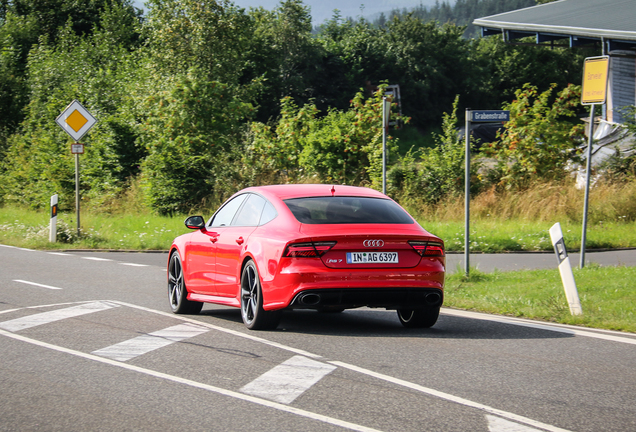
left=168, top=251, right=203, bottom=315
left=241, top=260, right=281, bottom=330
left=397, top=306, right=440, bottom=328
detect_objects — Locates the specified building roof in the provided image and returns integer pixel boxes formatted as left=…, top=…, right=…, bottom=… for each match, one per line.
left=473, top=0, right=636, bottom=50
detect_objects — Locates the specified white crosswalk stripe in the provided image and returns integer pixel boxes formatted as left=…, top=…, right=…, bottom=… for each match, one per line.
left=487, top=415, right=544, bottom=431
left=240, top=355, right=336, bottom=404
left=0, top=301, right=117, bottom=332
left=91, top=323, right=209, bottom=361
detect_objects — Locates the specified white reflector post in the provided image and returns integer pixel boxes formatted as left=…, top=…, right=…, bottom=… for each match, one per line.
left=549, top=223, right=583, bottom=315
left=49, top=194, right=58, bottom=243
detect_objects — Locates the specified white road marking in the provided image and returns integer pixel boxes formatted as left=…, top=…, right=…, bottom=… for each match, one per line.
left=111, top=301, right=572, bottom=432
left=329, top=361, right=573, bottom=432
left=0, top=328, right=382, bottom=432
left=81, top=257, right=113, bottom=261
left=108, top=300, right=323, bottom=359
left=0, top=244, right=35, bottom=251
left=13, top=280, right=62, bottom=290
left=119, top=262, right=148, bottom=267
left=47, top=252, right=72, bottom=256
left=0, top=308, right=21, bottom=315
left=487, top=415, right=544, bottom=431
left=0, top=301, right=117, bottom=332
left=442, top=308, right=636, bottom=346
left=92, top=323, right=209, bottom=361
left=240, top=355, right=336, bottom=404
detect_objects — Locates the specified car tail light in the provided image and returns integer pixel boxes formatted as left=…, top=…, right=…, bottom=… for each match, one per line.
left=283, top=242, right=336, bottom=258
left=408, top=241, right=445, bottom=257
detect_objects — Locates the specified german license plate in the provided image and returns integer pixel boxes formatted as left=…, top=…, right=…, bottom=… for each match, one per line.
left=346, top=252, right=399, bottom=264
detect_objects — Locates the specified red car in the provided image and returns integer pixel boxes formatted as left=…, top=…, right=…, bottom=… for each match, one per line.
left=167, top=184, right=445, bottom=330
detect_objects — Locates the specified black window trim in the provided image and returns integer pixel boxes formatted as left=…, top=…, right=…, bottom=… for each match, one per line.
left=207, top=192, right=278, bottom=228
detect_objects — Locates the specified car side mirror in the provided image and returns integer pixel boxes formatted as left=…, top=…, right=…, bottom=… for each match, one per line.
left=184, top=215, right=206, bottom=230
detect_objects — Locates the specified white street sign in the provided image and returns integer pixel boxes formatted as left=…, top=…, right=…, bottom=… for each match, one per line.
left=71, top=143, right=84, bottom=154
left=56, top=100, right=96, bottom=142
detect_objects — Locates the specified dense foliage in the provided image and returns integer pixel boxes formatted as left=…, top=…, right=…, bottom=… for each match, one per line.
left=0, top=0, right=602, bottom=214
left=487, top=83, right=585, bottom=189
left=381, top=0, right=536, bottom=38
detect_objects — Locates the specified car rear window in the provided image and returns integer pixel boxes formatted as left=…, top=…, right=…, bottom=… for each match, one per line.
left=284, top=197, right=414, bottom=224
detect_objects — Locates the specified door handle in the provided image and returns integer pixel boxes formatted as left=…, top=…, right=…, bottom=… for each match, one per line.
left=236, top=237, right=244, bottom=245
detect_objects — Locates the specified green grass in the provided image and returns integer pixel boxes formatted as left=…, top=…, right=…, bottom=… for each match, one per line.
left=2, top=206, right=635, bottom=252
left=445, top=264, right=636, bottom=333
left=0, top=207, right=190, bottom=250
left=420, top=219, right=636, bottom=252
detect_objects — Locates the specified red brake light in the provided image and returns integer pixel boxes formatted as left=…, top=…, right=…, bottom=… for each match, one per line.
left=284, top=242, right=336, bottom=258
left=408, top=241, right=444, bottom=257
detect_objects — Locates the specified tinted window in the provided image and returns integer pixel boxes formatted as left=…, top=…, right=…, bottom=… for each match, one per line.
left=284, top=197, right=414, bottom=224
left=232, top=194, right=266, bottom=227
left=210, top=194, right=247, bottom=227
left=259, top=201, right=277, bottom=225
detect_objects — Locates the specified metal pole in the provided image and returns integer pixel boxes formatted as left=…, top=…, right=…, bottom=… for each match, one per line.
left=465, top=109, right=471, bottom=277
left=382, top=97, right=387, bottom=195
left=75, top=150, right=80, bottom=237
left=580, top=104, right=595, bottom=268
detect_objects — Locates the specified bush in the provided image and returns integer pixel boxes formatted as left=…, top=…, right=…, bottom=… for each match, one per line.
left=390, top=96, right=479, bottom=207
left=486, top=83, right=585, bottom=189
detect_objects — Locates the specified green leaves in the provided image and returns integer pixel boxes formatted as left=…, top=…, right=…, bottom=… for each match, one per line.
left=487, top=83, right=584, bottom=188
left=248, top=86, right=407, bottom=188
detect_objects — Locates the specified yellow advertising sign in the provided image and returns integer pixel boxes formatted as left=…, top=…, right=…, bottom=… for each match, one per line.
left=581, top=56, right=609, bottom=105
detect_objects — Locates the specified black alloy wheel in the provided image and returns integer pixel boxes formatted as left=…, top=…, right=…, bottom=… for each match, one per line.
left=240, top=260, right=281, bottom=330
left=168, top=251, right=203, bottom=314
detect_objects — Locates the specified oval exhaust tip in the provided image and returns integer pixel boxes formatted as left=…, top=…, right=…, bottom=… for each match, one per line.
left=425, top=292, right=441, bottom=305
left=300, top=293, right=321, bottom=306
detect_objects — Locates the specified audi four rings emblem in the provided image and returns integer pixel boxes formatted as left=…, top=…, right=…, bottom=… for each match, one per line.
left=363, top=239, right=384, bottom=247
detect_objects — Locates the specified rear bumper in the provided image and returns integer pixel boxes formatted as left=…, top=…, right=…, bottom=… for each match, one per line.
left=289, top=287, right=443, bottom=310
left=262, top=256, right=445, bottom=310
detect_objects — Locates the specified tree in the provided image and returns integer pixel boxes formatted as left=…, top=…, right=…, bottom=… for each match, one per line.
left=0, top=4, right=143, bottom=209
left=486, top=83, right=584, bottom=188
left=247, top=85, right=407, bottom=189
left=0, top=0, right=141, bottom=156
left=245, top=0, right=327, bottom=122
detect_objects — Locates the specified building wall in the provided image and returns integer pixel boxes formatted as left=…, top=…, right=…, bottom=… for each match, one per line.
left=608, top=51, right=636, bottom=123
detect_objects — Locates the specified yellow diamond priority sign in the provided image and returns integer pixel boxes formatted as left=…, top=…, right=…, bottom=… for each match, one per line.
left=56, top=100, right=97, bottom=142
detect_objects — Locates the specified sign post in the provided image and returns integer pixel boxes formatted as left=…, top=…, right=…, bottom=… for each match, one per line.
left=580, top=56, right=609, bottom=268
left=464, top=109, right=510, bottom=276
left=55, top=100, right=96, bottom=236
left=382, top=97, right=391, bottom=195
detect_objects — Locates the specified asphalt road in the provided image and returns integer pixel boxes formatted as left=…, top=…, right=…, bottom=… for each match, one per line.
left=1, top=245, right=635, bottom=432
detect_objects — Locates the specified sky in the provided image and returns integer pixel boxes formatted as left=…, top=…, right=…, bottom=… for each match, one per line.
left=231, top=0, right=440, bottom=25
left=133, top=0, right=444, bottom=25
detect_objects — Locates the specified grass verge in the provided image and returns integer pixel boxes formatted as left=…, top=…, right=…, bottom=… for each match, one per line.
left=445, top=264, right=636, bottom=333
left=0, top=207, right=188, bottom=250
left=2, top=206, right=635, bottom=252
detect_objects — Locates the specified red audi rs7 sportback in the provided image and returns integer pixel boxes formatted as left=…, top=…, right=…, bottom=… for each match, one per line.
left=167, top=184, right=445, bottom=330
